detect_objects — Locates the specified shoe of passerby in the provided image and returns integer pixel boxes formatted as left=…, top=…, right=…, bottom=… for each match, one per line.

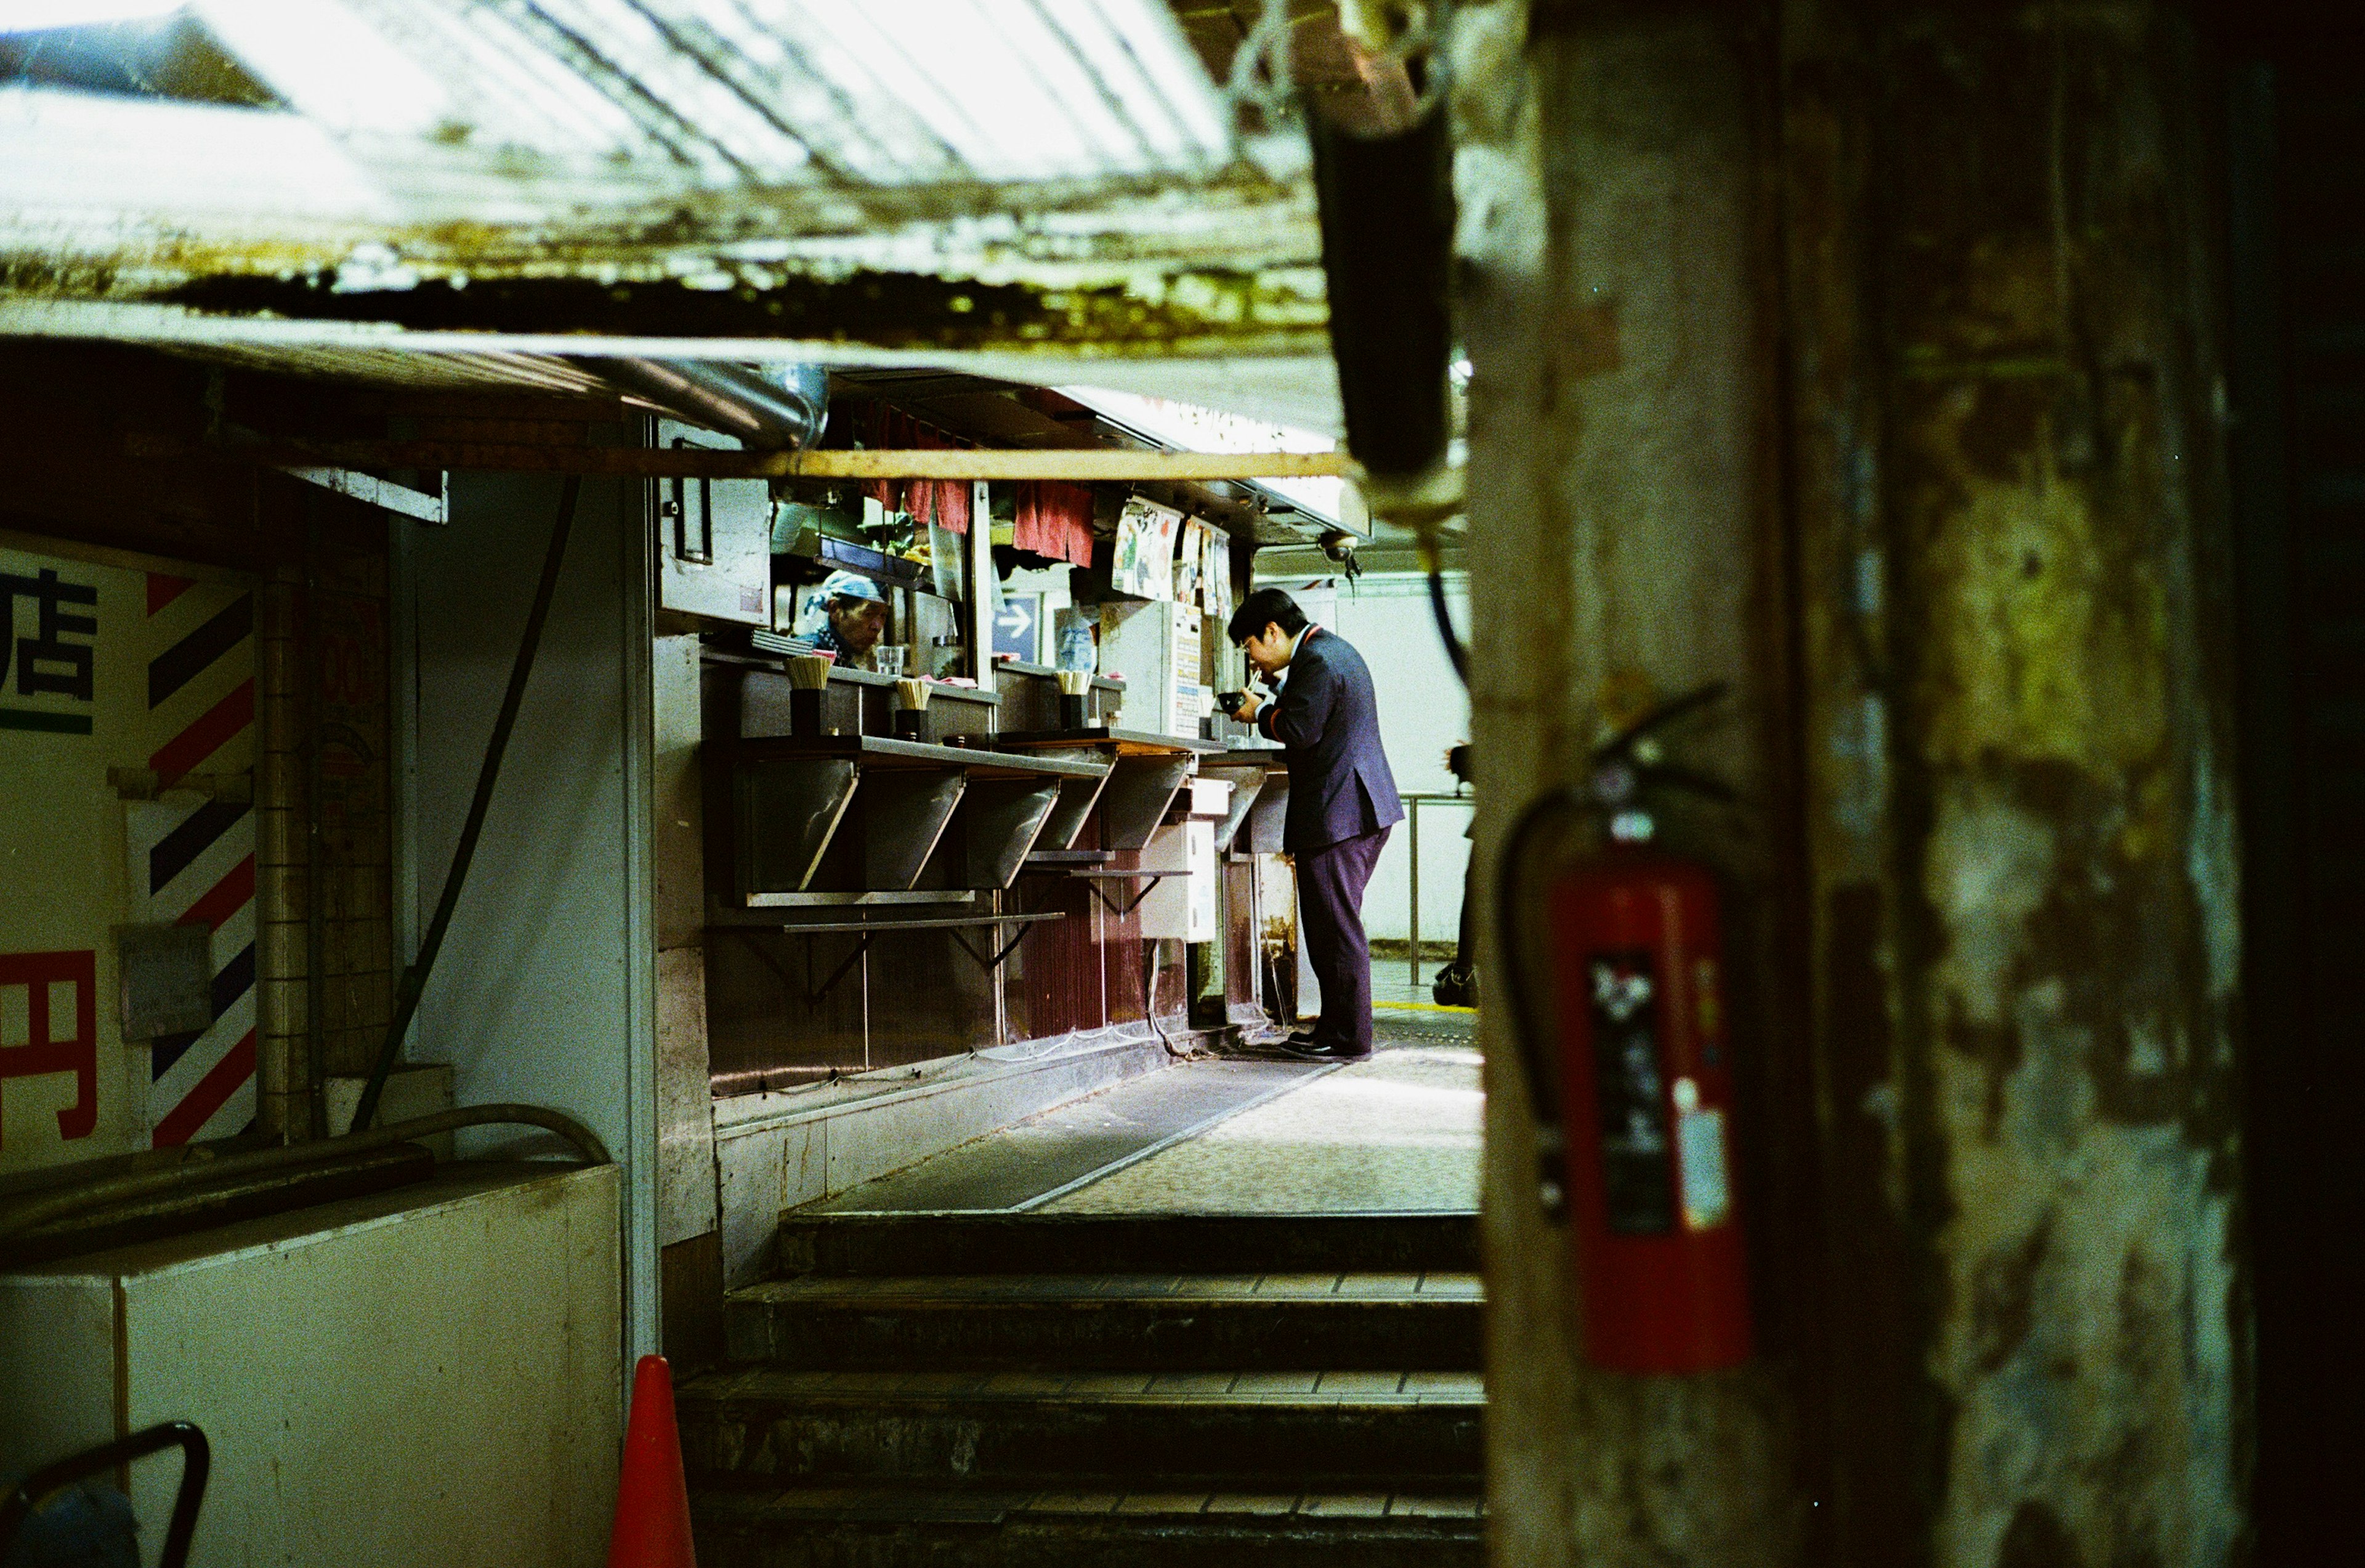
left=1282, top=1037, right=1370, bottom=1062
left=1432, top=963, right=1476, bottom=1008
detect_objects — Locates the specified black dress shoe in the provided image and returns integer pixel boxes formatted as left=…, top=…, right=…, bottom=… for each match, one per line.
left=1282, top=1037, right=1370, bottom=1062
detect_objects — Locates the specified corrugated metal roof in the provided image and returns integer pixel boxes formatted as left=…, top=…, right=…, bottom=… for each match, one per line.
left=4, top=1, right=1237, bottom=224
left=0, top=4, right=1354, bottom=430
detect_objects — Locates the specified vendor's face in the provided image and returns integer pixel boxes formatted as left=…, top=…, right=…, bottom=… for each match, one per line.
left=1240, top=621, right=1293, bottom=677
left=830, top=597, right=888, bottom=654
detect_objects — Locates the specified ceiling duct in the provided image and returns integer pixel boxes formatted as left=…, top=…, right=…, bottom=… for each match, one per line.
left=585, top=358, right=829, bottom=451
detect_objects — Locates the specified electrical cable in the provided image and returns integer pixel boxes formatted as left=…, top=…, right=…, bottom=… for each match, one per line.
left=1417, top=529, right=1468, bottom=686
left=1495, top=788, right=1588, bottom=1222
left=349, top=477, right=582, bottom=1134
left=1426, top=560, right=1469, bottom=685
left=1144, top=939, right=1188, bottom=1057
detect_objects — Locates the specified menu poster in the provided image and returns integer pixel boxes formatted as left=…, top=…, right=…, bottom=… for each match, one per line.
left=1112, top=496, right=1183, bottom=600
left=1173, top=519, right=1204, bottom=608
left=1194, top=519, right=1235, bottom=624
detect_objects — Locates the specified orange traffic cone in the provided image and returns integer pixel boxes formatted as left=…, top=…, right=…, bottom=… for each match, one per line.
left=607, top=1354, right=697, bottom=1568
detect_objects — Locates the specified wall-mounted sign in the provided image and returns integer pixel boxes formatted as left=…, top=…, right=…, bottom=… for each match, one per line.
left=1, top=546, right=257, bottom=1173
left=993, top=594, right=1042, bottom=664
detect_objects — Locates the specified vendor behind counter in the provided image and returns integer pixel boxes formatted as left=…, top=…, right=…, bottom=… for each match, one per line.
left=786, top=569, right=892, bottom=669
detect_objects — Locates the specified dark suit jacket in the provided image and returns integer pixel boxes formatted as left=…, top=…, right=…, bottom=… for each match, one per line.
left=1255, top=626, right=1404, bottom=853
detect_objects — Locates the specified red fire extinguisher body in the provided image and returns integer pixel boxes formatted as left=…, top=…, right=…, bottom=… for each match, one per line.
left=1550, top=849, right=1752, bottom=1374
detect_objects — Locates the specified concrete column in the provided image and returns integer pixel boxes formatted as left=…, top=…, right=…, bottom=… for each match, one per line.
left=1456, top=3, right=1806, bottom=1562
left=1462, top=0, right=2245, bottom=1561
left=1785, top=2, right=2247, bottom=1561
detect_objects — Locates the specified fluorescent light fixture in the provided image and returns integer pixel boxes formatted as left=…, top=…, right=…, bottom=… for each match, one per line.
left=1, top=1, right=181, bottom=29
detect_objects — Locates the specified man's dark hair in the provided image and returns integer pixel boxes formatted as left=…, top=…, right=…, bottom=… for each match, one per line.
left=1228, top=587, right=1308, bottom=646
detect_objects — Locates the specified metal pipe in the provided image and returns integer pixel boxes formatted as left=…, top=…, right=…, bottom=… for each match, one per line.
left=585, top=358, right=829, bottom=451
left=0, top=1422, right=209, bottom=1568
left=0, top=1104, right=610, bottom=1242
left=1409, top=795, right=1421, bottom=988
left=1307, top=96, right=1454, bottom=481
left=303, top=500, right=326, bottom=1136
left=1397, top=793, right=1473, bottom=991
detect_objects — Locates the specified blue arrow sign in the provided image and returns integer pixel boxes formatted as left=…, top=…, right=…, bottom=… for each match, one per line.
left=992, top=596, right=1039, bottom=662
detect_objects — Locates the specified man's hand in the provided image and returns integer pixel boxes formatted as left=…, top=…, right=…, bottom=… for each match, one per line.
left=1236, top=691, right=1267, bottom=725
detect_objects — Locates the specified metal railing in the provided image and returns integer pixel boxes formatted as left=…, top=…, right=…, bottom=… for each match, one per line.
left=0, top=1421, right=209, bottom=1568
left=1402, top=790, right=1475, bottom=987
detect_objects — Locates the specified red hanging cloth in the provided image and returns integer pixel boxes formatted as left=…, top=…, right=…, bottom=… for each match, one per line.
left=1012, top=480, right=1096, bottom=567
left=861, top=406, right=970, bottom=535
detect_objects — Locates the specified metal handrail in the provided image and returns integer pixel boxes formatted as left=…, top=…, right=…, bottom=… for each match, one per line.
left=0, top=1422, right=209, bottom=1568
left=1402, top=790, right=1476, bottom=987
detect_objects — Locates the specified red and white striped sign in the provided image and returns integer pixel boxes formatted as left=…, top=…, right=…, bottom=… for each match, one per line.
left=135, top=573, right=257, bottom=1147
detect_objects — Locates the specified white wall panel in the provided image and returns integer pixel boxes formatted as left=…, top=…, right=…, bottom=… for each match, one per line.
left=0, top=1165, right=620, bottom=1568
left=405, top=471, right=657, bottom=1362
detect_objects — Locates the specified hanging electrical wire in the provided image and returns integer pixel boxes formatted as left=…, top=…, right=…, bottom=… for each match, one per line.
left=1417, top=524, right=1468, bottom=685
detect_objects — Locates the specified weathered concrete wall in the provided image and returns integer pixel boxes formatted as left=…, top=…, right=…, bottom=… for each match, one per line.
left=1791, top=3, right=2249, bottom=1562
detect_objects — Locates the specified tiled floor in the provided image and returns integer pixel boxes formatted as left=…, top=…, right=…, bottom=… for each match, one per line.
left=1041, top=1017, right=1482, bottom=1215
left=802, top=1057, right=1324, bottom=1214
left=794, top=1006, right=1483, bottom=1216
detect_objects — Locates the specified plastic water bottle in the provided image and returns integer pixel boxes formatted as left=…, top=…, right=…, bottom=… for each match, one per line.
left=1056, top=619, right=1095, bottom=674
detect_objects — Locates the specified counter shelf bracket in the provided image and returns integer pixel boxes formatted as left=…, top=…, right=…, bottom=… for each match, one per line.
left=862, top=767, right=971, bottom=892
left=718, top=923, right=867, bottom=1011
left=1029, top=751, right=1196, bottom=853
left=945, top=920, right=1046, bottom=974
left=716, top=911, right=1070, bottom=1008
left=727, top=735, right=1110, bottom=899
left=1033, top=769, right=1116, bottom=855
left=1198, top=765, right=1272, bottom=856
left=956, top=776, right=1069, bottom=891
left=1060, top=867, right=1172, bottom=918
left=732, top=754, right=861, bottom=899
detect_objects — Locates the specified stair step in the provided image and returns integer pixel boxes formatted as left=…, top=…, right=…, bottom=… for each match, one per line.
left=693, top=1486, right=1484, bottom=1568
left=724, top=1272, right=1484, bottom=1370
left=774, top=1213, right=1479, bottom=1280
left=677, top=1368, right=1484, bottom=1489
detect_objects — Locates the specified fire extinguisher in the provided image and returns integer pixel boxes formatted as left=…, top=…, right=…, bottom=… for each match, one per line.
left=1498, top=682, right=1752, bottom=1375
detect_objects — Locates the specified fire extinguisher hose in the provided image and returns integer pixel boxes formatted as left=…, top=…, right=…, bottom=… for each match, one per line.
left=1497, top=788, right=1590, bottom=1222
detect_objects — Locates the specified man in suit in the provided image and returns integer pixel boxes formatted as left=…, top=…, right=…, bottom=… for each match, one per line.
left=1231, top=588, right=1404, bottom=1060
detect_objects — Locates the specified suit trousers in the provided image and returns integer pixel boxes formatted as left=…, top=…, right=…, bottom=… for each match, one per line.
left=1296, top=825, right=1393, bottom=1055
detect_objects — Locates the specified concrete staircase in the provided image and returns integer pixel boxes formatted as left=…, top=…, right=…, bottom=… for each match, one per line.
left=677, top=1213, right=1487, bottom=1567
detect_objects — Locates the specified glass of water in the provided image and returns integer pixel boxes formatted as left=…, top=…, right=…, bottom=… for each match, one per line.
left=874, top=644, right=907, bottom=677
